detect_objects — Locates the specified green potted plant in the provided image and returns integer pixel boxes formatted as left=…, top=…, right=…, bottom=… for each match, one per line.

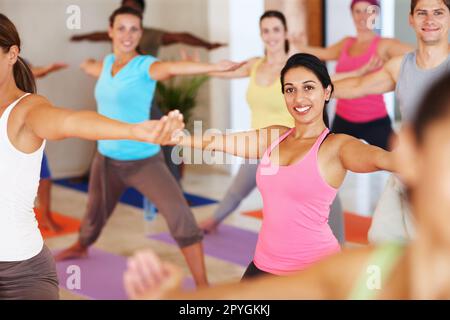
left=156, top=75, right=209, bottom=129
left=156, top=75, right=209, bottom=177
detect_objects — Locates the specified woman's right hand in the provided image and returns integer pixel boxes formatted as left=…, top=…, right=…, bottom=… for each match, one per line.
left=358, top=55, right=384, bottom=76
left=123, top=249, right=183, bottom=300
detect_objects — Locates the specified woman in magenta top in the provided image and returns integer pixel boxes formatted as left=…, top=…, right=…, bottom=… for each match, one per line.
left=297, top=0, right=413, bottom=150
left=177, top=53, right=397, bottom=278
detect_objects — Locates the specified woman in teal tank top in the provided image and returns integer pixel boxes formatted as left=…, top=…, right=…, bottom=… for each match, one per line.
left=55, top=6, right=243, bottom=287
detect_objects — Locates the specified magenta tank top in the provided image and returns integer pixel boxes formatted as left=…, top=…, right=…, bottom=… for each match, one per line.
left=335, top=36, right=387, bottom=123
left=254, top=128, right=341, bottom=275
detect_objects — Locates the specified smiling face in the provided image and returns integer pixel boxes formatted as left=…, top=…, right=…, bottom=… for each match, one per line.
left=282, top=67, right=332, bottom=126
left=352, top=1, right=378, bottom=32
left=108, top=13, right=143, bottom=54
left=260, top=17, right=288, bottom=54
left=409, top=0, right=450, bottom=45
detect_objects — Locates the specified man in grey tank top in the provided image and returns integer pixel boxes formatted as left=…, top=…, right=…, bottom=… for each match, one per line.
left=333, top=0, right=450, bottom=243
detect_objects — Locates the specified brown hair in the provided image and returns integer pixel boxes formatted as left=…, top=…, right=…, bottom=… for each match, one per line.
left=0, top=14, right=36, bottom=93
left=410, top=0, right=450, bottom=14
left=109, top=6, right=143, bottom=28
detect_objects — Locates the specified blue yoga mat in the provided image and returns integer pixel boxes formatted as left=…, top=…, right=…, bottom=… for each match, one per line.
left=54, top=178, right=217, bottom=209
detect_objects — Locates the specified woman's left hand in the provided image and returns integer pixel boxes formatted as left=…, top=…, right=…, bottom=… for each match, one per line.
left=131, top=110, right=185, bottom=145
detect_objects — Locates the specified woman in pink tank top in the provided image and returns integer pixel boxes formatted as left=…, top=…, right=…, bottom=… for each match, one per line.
left=296, top=0, right=413, bottom=150
left=177, top=53, right=398, bottom=278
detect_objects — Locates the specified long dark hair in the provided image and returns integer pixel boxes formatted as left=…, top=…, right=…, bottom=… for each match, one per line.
left=260, top=10, right=290, bottom=54
left=280, top=53, right=334, bottom=128
left=0, top=14, right=36, bottom=93
left=109, top=6, right=143, bottom=28
left=413, top=72, right=450, bottom=143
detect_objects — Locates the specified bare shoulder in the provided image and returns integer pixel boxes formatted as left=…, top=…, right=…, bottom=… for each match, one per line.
left=266, top=125, right=291, bottom=135
left=247, top=57, right=261, bottom=65
left=264, top=125, right=291, bottom=143
left=245, top=57, right=261, bottom=70
left=325, top=133, right=356, bottom=147
left=379, top=38, right=400, bottom=48
left=385, top=54, right=406, bottom=78
left=12, top=94, right=51, bottom=115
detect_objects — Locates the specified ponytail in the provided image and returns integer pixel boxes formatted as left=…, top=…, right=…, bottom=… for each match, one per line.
left=14, top=56, right=36, bottom=93
left=0, top=13, right=36, bottom=93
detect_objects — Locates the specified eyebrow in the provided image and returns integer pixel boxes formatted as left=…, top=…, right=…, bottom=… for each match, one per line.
left=416, top=8, right=445, bottom=13
left=284, top=80, right=317, bottom=86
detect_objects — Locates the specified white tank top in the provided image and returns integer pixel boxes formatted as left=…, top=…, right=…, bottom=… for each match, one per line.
left=0, top=93, right=44, bottom=261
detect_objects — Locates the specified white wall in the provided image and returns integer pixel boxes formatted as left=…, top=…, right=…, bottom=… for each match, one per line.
left=206, top=0, right=264, bottom=174
left=0, top=0, right=212, bottom=178
left=0, top=0, right=120, bottom=178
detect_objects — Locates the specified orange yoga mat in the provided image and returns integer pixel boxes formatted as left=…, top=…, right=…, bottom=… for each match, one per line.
left=242, top=210, right=372, bottom=245
left=34, top=209, right=81, bottom=239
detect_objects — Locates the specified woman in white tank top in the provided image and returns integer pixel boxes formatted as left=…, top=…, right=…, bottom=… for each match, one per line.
left=0, top=13, right=183, bottom=300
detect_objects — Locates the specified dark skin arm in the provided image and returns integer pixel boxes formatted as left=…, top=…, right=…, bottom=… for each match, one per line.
left=70, top=31, right=109, bottom=42
left=161, top=32, right=225, bottom=50
left=71, top=30, right=225, bottom=50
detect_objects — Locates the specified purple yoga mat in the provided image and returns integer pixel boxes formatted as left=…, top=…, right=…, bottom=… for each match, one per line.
left=149, top=224, right=258, bottom=267
left=55, top=248, right=195, bottom=300
left=55, top=248, right=128, bottom=300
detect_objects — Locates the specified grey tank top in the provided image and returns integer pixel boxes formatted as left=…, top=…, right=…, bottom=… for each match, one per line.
left=396, top=51, right=450, bottom=123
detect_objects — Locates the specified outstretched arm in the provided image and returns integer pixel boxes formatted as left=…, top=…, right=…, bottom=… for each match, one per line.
left=333, top=55, right=402, bottom=100
left=124, top=246, right=376, bottom=300
left=331, top=55, right=383, bottom=82
left=291, top=35, right=347, bottom=61
left=161, top=31, right=226, bottom=50
left=338, top=135, right=396, bottom=173
left=80, top=59, right=103, bottom=78
left=70, top=31, right=110, bottom=42
left=24, top=95, right=183, bottom=144
left=149, top=60, right=246, bottom=81
left=31, top=63, right=68, bottom=79
left=175, top=126, right=289, bottom=159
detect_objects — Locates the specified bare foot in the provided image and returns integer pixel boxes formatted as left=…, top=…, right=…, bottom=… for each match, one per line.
left=54, top=241, right=88, bottom=261
left=199, top=218, right=220, bottom=234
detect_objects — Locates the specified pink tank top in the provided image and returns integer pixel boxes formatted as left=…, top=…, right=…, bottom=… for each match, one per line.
left=254, top=128, right=341, bottom=275
left=335, top=36, right=387, bottom=123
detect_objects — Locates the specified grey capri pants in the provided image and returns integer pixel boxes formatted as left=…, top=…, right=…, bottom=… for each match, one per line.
left=79, top=152, right=203, bottom=248
left=0, top=245, right=59, bottom=300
